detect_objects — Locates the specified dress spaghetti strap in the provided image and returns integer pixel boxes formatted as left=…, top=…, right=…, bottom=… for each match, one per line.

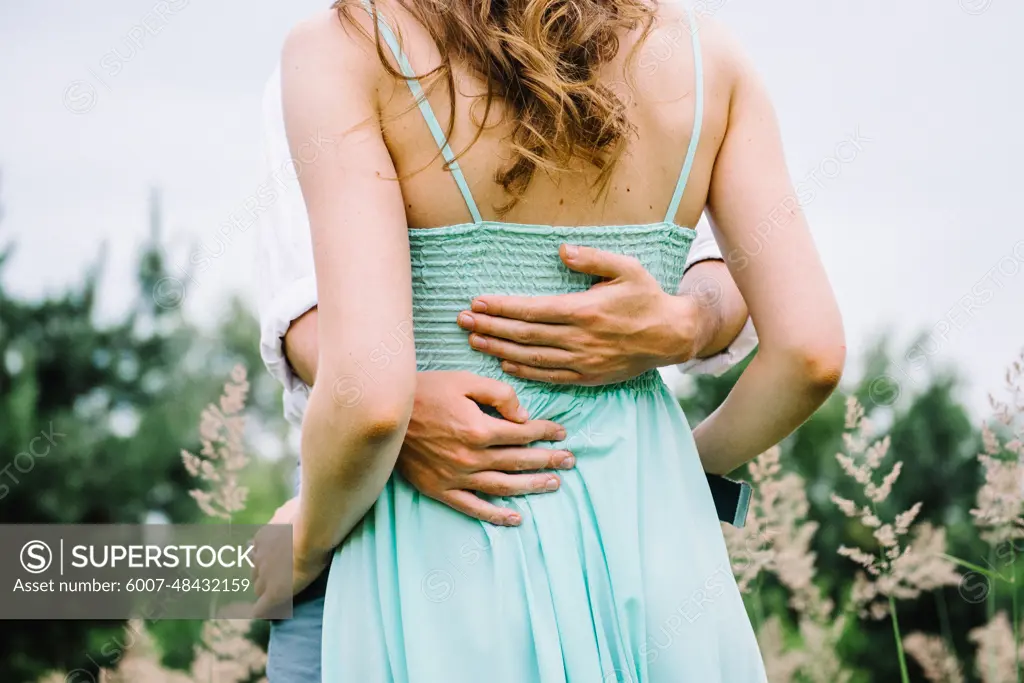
left=664, top=5, right=705, bottom=224
left=359, top=0, right=483, bottom=224
left=360, top=1, right=703, bottom=227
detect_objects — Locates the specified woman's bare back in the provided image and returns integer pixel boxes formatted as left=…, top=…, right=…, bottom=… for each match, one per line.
left=335, top=0, right=737, bottom=231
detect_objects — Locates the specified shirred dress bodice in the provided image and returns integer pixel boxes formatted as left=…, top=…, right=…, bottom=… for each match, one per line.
left=408, top=221, right=696, bottom=394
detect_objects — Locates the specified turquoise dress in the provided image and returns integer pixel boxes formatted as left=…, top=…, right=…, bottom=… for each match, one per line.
left=321, top=4, right=766, bottom=681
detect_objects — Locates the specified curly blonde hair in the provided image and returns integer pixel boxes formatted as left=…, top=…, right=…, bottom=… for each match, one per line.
left=335, top=0, right=656, bottom=214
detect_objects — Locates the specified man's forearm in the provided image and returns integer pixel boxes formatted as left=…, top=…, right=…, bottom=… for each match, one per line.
left=677, top=259, right=749, bottom=360
left=283, top=307, right=320, bottom=386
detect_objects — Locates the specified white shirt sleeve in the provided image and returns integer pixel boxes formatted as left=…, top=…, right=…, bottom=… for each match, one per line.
left=256, top=66, right=315, bottom=426
left=675, top=215, right=759, bottom=377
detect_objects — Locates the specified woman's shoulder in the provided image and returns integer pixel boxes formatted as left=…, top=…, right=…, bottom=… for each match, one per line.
left=644, top=4, right=753, bottom=82
left=698, top=12, right=764, bottom=95
left=280, top=5, right=384, bottom=85
left=625, top=4, right=751, bottom=127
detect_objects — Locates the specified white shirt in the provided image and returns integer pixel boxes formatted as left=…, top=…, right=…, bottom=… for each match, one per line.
left=255, top=70, right=758, bottom=425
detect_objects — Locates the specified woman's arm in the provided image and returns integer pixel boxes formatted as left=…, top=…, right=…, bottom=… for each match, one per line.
left=281, top=12, right=416, bottom=568
left=695, top=37, right=846, bottom=474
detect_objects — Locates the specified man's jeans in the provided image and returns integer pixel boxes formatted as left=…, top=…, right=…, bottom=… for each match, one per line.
left=266, top=567, right=329, bottom=682
left=266, top=470, right=329, bottom=682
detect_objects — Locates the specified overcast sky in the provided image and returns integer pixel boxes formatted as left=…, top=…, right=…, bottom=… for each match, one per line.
left=1, top=0, right=1021, bottom=415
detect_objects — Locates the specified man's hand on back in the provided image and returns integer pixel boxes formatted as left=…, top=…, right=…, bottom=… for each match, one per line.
left=457, top=244, right=725, bottom=385
left=396, top=371, right=574, bottom=526
left=281, top=312, right=574, bottom=527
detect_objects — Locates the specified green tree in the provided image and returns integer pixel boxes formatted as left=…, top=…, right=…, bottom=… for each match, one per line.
left=0, top=187, right=291, bottom=680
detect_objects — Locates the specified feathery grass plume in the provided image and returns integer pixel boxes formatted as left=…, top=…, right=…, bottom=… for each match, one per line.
left=183, top=366, right=267, bottom=682
left=971, top=351, right=1024, bottom=545
left=722, top=446, right=784, bottom=593
left=723, top=446, right=851, bottom=683
left=47, top=368, right=268, bottom=683
left=832, top=396, right=959, bottom=683
left=796, top=615, right=850, bottom=683
left=181, top=365, right=251, bottom=521
left=832, top=398, right=959, bottom=620
left=973, top=437, right=1024, bottom=545
left=969, top=612, right=1024, bottom=683
left=43, top=619, right=268, bottom=683
left=904, top=632, right=965, bottom=683
left=965, top=350, right=1024, bottom=683
left=191, top=619, right=268, bottom=682
left=845, top=522, right=962, bottom=620
left=95, top=620, right=192, bottom=683
left=41, top=620, right=194, bottom=683
left=989, top=350, right=1024, bottom=433
left=722, top=445, right=824, bottom=613
left=39, top=368, right=268, bottom=683
left=756, top=615, right=806, bottom=683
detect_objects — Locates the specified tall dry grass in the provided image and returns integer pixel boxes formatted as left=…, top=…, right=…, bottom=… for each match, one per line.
left=723, top=350, right=1024, bottom=683
left=43, top=366, right=267, bottom=683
